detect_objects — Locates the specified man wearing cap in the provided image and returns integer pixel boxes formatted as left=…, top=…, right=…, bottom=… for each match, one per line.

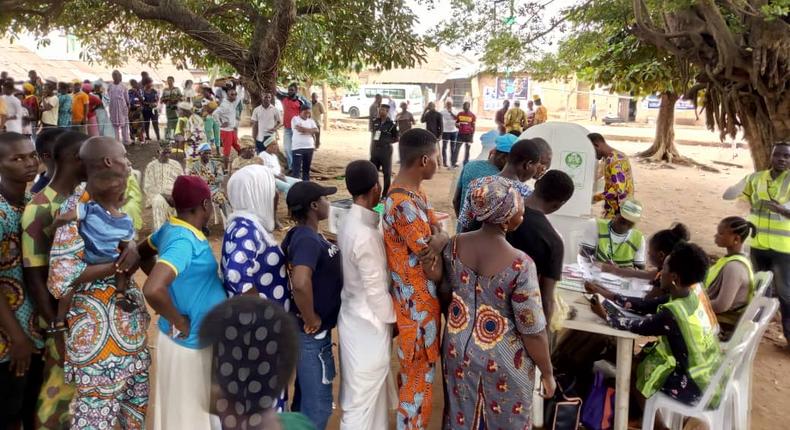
left=143, top=142, right=184, bottom=230
left=107, top=70, right=130, bottom=144
left=452, top=133, right=516, bottom=217
left=190, top=142, right=227, bottom=215
left=337, top=160, right=395, bottom=430
left=291, top=105, right=319, bottom=181
left=533, top=95, right=548, bottom=125
left=370, top=102, right=398, bottom=196
left=259, top=135, right=300, bottom=195
left=580, top=199, right=646, bottom=269
left=588, top=132, right=634, bottom=219
left=282, top=181, right=343, bottom=430
left=139, top=175, right=227, bottom=430
left=39, top=78, right=59, bottom=129
left=230, top=135, right=263, bottom=174
left=251, top=92, right=282, bottom=154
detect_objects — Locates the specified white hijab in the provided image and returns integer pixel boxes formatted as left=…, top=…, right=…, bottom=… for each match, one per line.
left=226, top=165, right=276, bottom=236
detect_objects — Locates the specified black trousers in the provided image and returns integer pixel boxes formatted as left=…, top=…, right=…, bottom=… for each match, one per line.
left=0, top=354, right=45, bottom=430
left=142, top=108, right=160, bottom=140
left=752, top=248, right=790, bottom=340
left=457, top=133, right=473, bottom=166
left=370, top=142, right=393, bottom=196
left=292, top=148, right=314, bottom=181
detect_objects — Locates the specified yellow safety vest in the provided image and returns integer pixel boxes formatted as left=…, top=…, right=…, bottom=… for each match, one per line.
left=747, top=170, right=790, bottom=253
left=595, top=219, right=643, bottom=268
left=636, top=288, right=722, bottom=400
left=703, top=254, right=755, bottom=326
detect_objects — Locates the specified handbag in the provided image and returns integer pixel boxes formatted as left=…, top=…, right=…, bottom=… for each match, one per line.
left=543, top=375, right=583, bottom=430
left=581, top=371, right=615, bottom=430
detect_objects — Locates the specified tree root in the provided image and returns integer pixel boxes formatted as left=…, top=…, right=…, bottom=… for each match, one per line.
left=637, top=151, right=720, bottom=173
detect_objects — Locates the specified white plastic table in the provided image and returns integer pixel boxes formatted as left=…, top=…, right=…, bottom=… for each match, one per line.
left=558, top=289, right=641, bottom=430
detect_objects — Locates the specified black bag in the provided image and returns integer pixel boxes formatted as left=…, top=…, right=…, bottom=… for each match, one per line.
left=544, top=376, right=583, bottom=430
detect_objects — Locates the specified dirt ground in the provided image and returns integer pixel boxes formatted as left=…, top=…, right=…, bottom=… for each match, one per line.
left=128, top=116, right=790, bottom=429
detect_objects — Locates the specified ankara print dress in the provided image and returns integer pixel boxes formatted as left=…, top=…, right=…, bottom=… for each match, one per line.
left=441, top=242, right=546, bottom=430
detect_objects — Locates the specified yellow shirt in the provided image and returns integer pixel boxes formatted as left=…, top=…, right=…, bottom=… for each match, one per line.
left=504, top=107, right=526, bottom=133
left=534, top=105, right=548, bottom=124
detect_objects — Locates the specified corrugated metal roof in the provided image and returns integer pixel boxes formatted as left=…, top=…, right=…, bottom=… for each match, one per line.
left=0, top=39, right=201, bottom=84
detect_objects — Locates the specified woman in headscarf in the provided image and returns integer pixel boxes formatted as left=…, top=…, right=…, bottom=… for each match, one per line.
left=440, top=175, right=555, bottom=429
left=220, top=165, right=287, bottom=410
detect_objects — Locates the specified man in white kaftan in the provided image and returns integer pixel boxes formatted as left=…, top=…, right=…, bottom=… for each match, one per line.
left=143, top=142, right=184, bottom=230
left=336, top=160, right=397, bottom=430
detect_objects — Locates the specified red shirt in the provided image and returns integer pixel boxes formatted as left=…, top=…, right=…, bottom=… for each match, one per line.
left=282, top=97, right=301, bottom=129
left=456, top=110, right=476, bottom=135
left=88, top=94, right=102, bottom=119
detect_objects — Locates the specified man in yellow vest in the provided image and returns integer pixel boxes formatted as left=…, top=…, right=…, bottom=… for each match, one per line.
left=580, top=199, right=646, bottom=269
left=741, top=142, right=790, bottom=343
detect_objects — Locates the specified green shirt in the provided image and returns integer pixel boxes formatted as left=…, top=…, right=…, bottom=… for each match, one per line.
left=21, top=185, right=69, bottom=268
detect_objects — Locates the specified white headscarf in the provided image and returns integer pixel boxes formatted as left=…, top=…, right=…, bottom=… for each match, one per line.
left=226, top=165, right=276, bottom=235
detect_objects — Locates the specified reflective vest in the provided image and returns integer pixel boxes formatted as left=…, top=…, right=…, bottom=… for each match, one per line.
left=703, top=254, right=755, bottom=326
left=595, top=219, right=643, bottom=268
left=636, top=288, right=722, bottom=399
left=747, top=170, right=790, bottom=253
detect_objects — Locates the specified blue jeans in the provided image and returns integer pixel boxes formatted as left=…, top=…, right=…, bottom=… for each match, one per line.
left=292, top=332, right=335, bottom=430
left=283, top=128, right=294, bottom=169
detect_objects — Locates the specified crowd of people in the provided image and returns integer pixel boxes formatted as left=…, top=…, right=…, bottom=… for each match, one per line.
left=1, top=67, right=789, bottom=430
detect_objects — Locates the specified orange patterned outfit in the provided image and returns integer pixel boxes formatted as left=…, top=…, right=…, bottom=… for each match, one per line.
left=383, top=186, right=441, bottom=430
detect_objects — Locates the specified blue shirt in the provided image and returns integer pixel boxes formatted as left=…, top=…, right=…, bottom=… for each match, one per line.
left=78, top=201, right=135, bottom=264
left=478, top=129, right=498, bottom=159
left=281, top=226, right=343, bottom=333
left=149, top=216, right=227, bottom=349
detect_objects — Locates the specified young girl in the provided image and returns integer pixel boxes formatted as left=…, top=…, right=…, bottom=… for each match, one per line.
left=705, top=216, right=756, bottom=331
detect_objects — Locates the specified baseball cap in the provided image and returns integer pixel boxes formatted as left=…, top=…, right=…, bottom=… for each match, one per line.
left=172, top=175, right=211, bottom=211
left=262, top=135, right=277, bottom=148
left=238, top=136, right=255, bottom=149
left=286, top=181, right=337, bottom=214
left=494, top=134, right=518, bottom=153
left=345, top=160, right=379, bottom=196
left=620, top=199, right=643, bottom=223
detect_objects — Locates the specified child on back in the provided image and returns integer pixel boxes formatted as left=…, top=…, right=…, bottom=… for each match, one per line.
left=56, top=169, right=136, bottom=310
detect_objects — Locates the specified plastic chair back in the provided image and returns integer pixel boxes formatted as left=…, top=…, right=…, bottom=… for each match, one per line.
left=698, top=322, right=757, bottom=409
left=735, top=297, right=778, bottom=377
left=753, top=271, right=773, bottom=299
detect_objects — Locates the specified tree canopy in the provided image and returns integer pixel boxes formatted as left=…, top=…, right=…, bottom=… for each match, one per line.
left=1, top=0, right=427, bottom=96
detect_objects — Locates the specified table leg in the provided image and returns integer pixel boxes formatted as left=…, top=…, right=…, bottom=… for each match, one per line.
left=615, top=337, right=634, bottom=430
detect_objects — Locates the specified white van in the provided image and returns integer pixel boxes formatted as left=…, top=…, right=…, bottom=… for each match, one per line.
left=341, top=84, right=424, bottom=118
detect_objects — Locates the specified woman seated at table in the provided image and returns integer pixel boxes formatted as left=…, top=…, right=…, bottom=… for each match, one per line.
left=596, top=223, right=690, bottom=284
left=579, top=200, right=646, bottom=270
left=589, top=242, right=722, bottom=425
left=704, top=216, right=756, bottom=332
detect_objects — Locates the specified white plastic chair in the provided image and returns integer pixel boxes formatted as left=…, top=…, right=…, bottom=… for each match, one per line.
left=641, top=321, right=759, bottom=430
left=727, top=297, right=779, bottom=430
left=753, top=271, right=773, bottom=299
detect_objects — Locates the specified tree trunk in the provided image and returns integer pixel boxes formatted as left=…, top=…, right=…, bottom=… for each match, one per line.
left=739, top=92, right=790, bottom=170
left=638, top=91, right=681, bottom=162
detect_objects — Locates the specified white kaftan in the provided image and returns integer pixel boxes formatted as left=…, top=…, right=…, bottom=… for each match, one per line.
left=336, top=204, right=397, bottom=430
left=143, top=159, right=184, bottom=230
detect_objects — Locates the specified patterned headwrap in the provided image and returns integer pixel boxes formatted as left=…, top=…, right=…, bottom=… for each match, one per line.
left=468, top=176, right=523, bottom=226
left=82, top=83, right=93, bottom=93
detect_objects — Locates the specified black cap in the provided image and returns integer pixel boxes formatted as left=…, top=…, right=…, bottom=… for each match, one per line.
left=345, top=160, right=379, bottom=197
left=286, top=181, right=337, bottom=213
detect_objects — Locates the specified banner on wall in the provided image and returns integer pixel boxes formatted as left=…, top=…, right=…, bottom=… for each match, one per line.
left=496, top=77, right=529, bottom=100
left=483, top=86, right=500, bottom=111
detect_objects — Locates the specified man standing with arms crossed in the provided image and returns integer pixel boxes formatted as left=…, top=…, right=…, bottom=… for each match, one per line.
left=251, top=92, right=282, bottom=154
left=739, top=142, right=790, bottom=346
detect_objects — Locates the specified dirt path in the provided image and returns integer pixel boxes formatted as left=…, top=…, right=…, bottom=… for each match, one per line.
left=130, top=121, right=788, bottom=429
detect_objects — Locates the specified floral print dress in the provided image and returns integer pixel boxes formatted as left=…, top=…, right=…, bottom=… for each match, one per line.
left=441, top=240, right=546, bottom=430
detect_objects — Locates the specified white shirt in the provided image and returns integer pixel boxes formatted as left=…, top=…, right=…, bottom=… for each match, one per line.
left=3, top=95, right=22, bottom=133
left=41, top=95, right=59, bottom=125
left=259, top=151, right=282, bottom=176
left=441, top=108, right=458, bottom=133
left=251, top=104, right=281, bottom=141
left=290, top=116, right=317, bottom=150
left=337, top=204, right=396, bottom=328
left=215, top=99, right=238, bottom=131
left=581, top=221, right=646, bottom=266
